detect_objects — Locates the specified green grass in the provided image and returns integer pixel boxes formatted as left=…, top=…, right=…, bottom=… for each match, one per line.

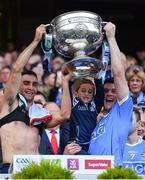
left=12, top=159, right=74, bottom=179
left=97, top=166, right=142, bottom=179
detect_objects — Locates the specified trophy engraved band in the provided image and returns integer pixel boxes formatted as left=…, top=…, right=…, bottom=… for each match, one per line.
left=42, top=11, right=107, bottom=78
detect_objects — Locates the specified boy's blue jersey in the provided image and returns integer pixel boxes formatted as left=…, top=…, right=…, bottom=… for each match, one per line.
left=123, top=137, right=145, bottom=176
left=88, top=95, right=133, bottom=166
left=123, top=137, right=145, bottom=162
left=69, top=97, right=97, bottom=145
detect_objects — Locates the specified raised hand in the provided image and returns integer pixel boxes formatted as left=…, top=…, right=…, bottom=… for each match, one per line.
left=33, top=24, right=46, bottom=43
left=103, top=22, right=116, bottom=40
left=61, top=64, right=72, bottom=82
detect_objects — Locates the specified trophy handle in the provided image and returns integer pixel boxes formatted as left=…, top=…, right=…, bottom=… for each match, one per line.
left=101, top=21, right=107, bottom=28
left=101, top=21, right=108, bottom=35
left=41, top=24, right=54, bottom=52
left=98, top=21, right=110, bottom=83
left=41, top=24, right=55, bottom=72
left=44, top=23, right=55, bottom=33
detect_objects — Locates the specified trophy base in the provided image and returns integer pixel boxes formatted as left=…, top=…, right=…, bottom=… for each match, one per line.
left=65, top=57, right=102, bottom=78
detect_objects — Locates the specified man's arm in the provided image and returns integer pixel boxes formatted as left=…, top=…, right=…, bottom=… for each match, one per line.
left=3, top=25, right=46, bottom=105
left=104, top=22, right=129, bottom=101
left=44, top=69, right=72, bottom=127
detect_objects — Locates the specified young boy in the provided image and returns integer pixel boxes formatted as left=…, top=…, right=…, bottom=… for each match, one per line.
left=69, top=78, right=103, bottom=151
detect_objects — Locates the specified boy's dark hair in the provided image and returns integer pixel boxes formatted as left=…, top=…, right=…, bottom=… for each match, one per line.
left=21, top=70, right=37, bottom=79
left=73, top=78, right=95, bottom=94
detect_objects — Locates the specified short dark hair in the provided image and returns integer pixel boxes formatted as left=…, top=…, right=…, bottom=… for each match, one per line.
left=21, top=70, right=37, bottom=79
left=104, top=77, right=114, bottom=85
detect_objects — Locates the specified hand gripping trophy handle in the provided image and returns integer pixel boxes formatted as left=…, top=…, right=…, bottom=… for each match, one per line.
left=41, top=24, right=55, bottom=72
left=98, top=21, right=110, bottom=83
left=42, top=24, right=55, bottom=52
left=101, top=21, right=107, bottom=28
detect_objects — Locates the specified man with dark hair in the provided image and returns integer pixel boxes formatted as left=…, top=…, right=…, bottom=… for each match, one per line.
left=88, top=22, right=133, bottom=166
left=21, top=70, right=38, bottom=78
left=0, top=24, right=71, bottom=173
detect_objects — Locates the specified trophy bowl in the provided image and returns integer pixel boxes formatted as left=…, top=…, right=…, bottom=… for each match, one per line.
left=49, top=11, right=104, bottom=77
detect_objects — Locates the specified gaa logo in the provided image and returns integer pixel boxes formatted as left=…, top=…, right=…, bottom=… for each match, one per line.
left=16, top=158, right=30, bottom=164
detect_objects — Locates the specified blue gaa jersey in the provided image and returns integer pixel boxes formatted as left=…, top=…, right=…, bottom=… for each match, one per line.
left=123, top=137, right=145, bottom=176
left=88, top=95, right=133, bottom=166
left=69, top=97, right=97, bottom=145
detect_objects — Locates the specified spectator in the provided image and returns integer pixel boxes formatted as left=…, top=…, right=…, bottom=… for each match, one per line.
left=39, top=71, right=62, bottom=103
left=0, top=56, right=4, bottom=71
left=39, top=71, right=57, bottom=101
left=39, top=102, right=70, bottom=155
left=126, top=55, right=138, bottom=69
left=3, top=52, right=13, bottom=67
left=136, top=47, right=145, bottom=71
left=51, top=55, right=65, bottom=73
left=25, top=54, right=42, bottom=71
left=0, top=66, right=11, bottom=90
left=127, top=67, right=145, bottom=105
left=137, top=120, right=145, bottom=138
left=31, top=62, right=44, bottom=85
left=137, top=107, right=145, bottom=139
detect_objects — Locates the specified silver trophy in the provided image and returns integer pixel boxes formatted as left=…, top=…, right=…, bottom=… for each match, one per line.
left=43, top=11, right=106, bottom=77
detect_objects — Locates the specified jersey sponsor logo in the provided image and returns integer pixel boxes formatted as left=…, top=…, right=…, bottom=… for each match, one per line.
left=78, top=105, right=88, bottom=111
left=85, top=160, right=111, bottom=169
left=77, top=104, right=96, bottom=111
left=91, top=123, right=105, bottom=140
left=73, top=97, right=79, bottom=107
left=123, top=162, right=145, bottom=175
left=141, top=152, right=145, bottom=158
left=90, top=106, right=96, bottom=112
left=90, top=101, right=96, bottom=111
